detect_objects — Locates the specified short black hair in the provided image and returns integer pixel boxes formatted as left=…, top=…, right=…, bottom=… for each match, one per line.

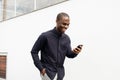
left=56, top=12, right=69, bottom=21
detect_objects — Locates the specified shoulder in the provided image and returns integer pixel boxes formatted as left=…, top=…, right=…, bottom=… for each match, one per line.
left=63, top=33, right=70, bottom=38
left=40, top=29, right=53, bottom=37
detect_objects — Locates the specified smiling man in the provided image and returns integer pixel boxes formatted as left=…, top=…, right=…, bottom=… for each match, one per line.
left=31, top=12, right=83, bottom=80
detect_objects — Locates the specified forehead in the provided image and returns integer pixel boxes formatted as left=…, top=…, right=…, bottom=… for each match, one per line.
left=60, top=16, right=70, bottom=22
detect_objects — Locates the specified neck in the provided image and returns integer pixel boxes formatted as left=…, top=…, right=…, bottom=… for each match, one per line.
left=55, top=27, right=61, bottom=33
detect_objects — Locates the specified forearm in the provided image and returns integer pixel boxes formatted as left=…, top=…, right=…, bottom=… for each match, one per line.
left=31, top=34, right=46, bottom=71
left=31, top=51, right=43, bottom=71
left=66, top=51, right=78, bottom=58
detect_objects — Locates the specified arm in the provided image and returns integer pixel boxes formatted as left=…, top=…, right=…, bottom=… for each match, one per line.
left=66, top=44, right=83, bottom=58
left=66, top=38, right=78, bottom=58
left=31, top=34, right=46, bottom=72
left=72, top=45, right=83, bottom=54
left=66, top=38, right=83, bottom=58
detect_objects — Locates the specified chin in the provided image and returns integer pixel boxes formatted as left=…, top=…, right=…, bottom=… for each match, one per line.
left=61, top=31, right=65, bottom=34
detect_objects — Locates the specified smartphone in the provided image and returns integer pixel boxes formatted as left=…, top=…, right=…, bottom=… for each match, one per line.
left=77, top=45, right=83, bottom=49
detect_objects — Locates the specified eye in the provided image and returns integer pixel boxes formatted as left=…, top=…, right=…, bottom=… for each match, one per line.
left=63, top=23, right=69, bottom=26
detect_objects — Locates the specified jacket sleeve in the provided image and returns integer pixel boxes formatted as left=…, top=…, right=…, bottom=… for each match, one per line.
left=66, top=37, right=78, bottom=58
left=31, top=33, right=46, bottom=71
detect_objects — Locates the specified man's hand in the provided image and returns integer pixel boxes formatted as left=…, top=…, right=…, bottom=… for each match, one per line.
left=40, top=68, right=46, bottom=76
left=72, top=45, right=83, bottom=54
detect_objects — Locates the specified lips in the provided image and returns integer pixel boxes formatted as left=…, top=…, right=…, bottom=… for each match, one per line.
left=61, top=28, right=66, bottom=33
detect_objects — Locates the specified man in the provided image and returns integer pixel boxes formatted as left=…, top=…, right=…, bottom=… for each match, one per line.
left=31, top=12, right=83, bottom=80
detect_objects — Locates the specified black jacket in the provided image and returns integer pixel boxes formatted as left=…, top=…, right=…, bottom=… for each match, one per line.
left=31, top=27, right=77, bottom=80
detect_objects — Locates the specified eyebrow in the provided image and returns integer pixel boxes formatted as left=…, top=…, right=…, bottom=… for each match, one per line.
left=63, top=23, right=70, bottom=25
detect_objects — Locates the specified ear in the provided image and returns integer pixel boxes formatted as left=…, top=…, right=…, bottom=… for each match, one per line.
left=56, top=19, right=59, bottom=24
left=56, top=19, right=58, bottom=22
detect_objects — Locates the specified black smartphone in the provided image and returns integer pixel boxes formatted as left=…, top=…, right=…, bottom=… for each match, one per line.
left=77, top=45, right=83, bottom=49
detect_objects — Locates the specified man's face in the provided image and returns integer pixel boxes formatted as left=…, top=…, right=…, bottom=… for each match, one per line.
left=56, top=16, right=70, bottom=33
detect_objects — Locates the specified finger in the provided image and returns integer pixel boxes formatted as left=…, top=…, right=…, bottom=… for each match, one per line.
left=74, top=48, right=80, bottom=53
left=76, top=48, right=81, bottom=51
left=73, top=49, right=77, bottom=52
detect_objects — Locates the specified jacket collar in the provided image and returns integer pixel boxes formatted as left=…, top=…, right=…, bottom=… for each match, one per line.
left=52, top=27, right=64, bottom=37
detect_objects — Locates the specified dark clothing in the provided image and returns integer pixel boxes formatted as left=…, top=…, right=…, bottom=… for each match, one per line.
left=31, top=27, right=77, bottom=80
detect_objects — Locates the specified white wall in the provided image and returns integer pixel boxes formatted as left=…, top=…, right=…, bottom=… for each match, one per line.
left=0, top=0, right=120, bottom=80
